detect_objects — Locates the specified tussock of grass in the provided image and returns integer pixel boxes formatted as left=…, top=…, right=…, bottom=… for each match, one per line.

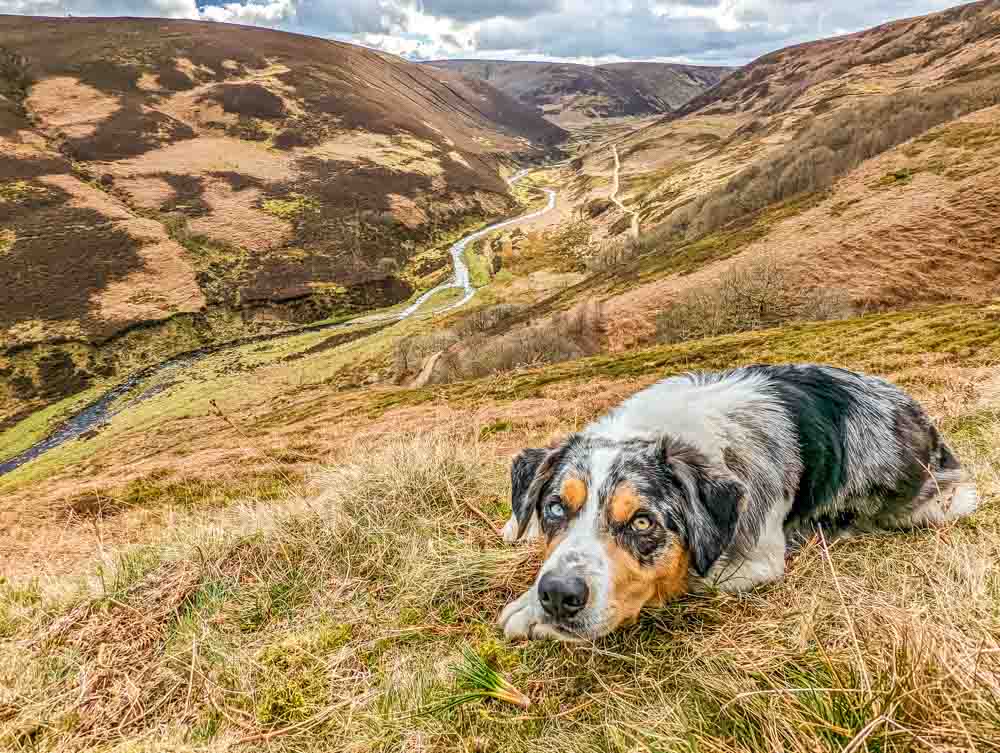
left=2, top=397, right=999, bottom=750
left=417, top=646, right=531, bottom=716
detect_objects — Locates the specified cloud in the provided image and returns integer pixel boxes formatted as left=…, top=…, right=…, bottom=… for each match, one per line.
left=0, top=0, right=964, bottom=65
left=0, top=0, right=199, bottom=16
left=415, top=0, right=559, bottom=22
left=199, top=0, right=295, bottom=25
left=199, top=0, right=407, bottom=34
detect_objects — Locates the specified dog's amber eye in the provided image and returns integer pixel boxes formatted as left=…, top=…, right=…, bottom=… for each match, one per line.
left=630, top=514, right=655, bottom=532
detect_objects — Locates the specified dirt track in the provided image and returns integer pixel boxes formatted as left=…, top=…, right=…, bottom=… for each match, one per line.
left=610, top=144, right=639, bottom=238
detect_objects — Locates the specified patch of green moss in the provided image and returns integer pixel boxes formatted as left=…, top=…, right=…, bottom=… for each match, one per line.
left=474, top=637, right=521, bottom=674
left=315, top=621, right=354, bottom=652
left=254, top=638, right=329, bottom=725
left=261, top=193, right=320, bottom=221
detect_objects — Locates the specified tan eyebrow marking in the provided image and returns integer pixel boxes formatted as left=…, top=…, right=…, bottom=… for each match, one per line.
left=609, top=482, right=642, bottom=524
left=560, top=477, right=587, bottom=513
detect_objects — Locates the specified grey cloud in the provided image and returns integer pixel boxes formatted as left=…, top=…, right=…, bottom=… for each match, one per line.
left=416, top=0, right=559, bottom=22
left=0, top=0, right=197, bottom=16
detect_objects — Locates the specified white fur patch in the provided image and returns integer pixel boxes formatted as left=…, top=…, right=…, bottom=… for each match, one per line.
left=951, top=482, right=979, bottom=519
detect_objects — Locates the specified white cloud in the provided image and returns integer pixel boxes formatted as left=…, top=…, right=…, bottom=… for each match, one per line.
left=0, top=0, right=965, bottom=65
left=200, top=0, right=295, bottom=25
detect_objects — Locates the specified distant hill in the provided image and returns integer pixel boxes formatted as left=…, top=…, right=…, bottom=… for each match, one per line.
left=0, top=16, right=565, bottom=425
left=424, top=60, right=732, bottom=124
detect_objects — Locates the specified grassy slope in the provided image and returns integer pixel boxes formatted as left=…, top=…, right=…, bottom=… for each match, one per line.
left=2, top=299, right=1000, bottom=751
left=2, top=353, right=998, bottom=752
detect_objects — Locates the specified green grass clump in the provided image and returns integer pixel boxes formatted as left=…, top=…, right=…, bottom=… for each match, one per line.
left=418, top=646, right=531, bottom=716
left=479, top=419, right=513, bottom=439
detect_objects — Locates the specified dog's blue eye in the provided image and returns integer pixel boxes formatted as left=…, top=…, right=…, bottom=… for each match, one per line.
left=546, top=501, right=566, bottom=519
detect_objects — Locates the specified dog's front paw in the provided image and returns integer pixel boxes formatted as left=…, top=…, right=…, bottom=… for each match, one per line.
left=501, top=515, right=521, bottom=544
left=501, top=515, right=542, bottom=544
left=498, top=590, right=545, bottom=640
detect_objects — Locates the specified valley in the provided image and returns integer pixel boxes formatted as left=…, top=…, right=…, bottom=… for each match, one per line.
left=2, top=2, right=1000, bottom=751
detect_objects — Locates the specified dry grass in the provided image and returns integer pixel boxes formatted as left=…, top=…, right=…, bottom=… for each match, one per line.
left=1, top=372, right=998, bottom=751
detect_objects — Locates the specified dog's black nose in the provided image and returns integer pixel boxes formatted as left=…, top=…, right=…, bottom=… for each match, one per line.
left=538, top=572, right=589, bottom=620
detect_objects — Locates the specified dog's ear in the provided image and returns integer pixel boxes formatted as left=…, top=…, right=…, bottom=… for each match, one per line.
left=509, top=447, right=548, bottom=540
left=507, top=441, right=571, bottom=541
left=660, top=439, right=744, bottom=577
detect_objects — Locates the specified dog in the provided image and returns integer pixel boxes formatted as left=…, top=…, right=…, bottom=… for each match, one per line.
left=498, top=364, right=978, bottom=641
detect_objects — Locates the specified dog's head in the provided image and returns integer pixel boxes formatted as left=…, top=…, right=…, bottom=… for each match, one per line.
left=509, top=434, right=744, bottom=639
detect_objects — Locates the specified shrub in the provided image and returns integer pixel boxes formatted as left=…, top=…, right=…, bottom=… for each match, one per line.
left=393, top=305, right=528, bottom=381
left=584, top=197, right=613, bottom=218
left=452, top=303, right=525, bottom=337
left=656, top=256, right=853, bottom=344
left=586, top=236, right=642, bottom=271
left=433, top=302, right=605, bottom=383
left=213, top=83, right=287, bottom=119
left=0, top=47, right=32, bottom=107
left=392, top=329, right=460, bottom=379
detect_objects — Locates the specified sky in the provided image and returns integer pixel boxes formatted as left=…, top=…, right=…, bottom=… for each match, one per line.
left=0, top=0, right=966, bottom=65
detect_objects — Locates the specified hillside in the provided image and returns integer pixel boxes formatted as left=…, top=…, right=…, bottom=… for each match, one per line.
left=425, top=59, right=732, bottom=125
left=0, top=17, right=565, bottom=426
left=543, top=0, right=1000, bottom=347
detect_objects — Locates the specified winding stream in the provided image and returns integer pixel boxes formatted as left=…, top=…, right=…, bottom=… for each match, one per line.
left=0, top=170, right=556, bottom=476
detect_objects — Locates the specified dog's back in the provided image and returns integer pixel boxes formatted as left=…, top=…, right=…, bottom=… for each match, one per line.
left=587, top=364, right=977, bottom=539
